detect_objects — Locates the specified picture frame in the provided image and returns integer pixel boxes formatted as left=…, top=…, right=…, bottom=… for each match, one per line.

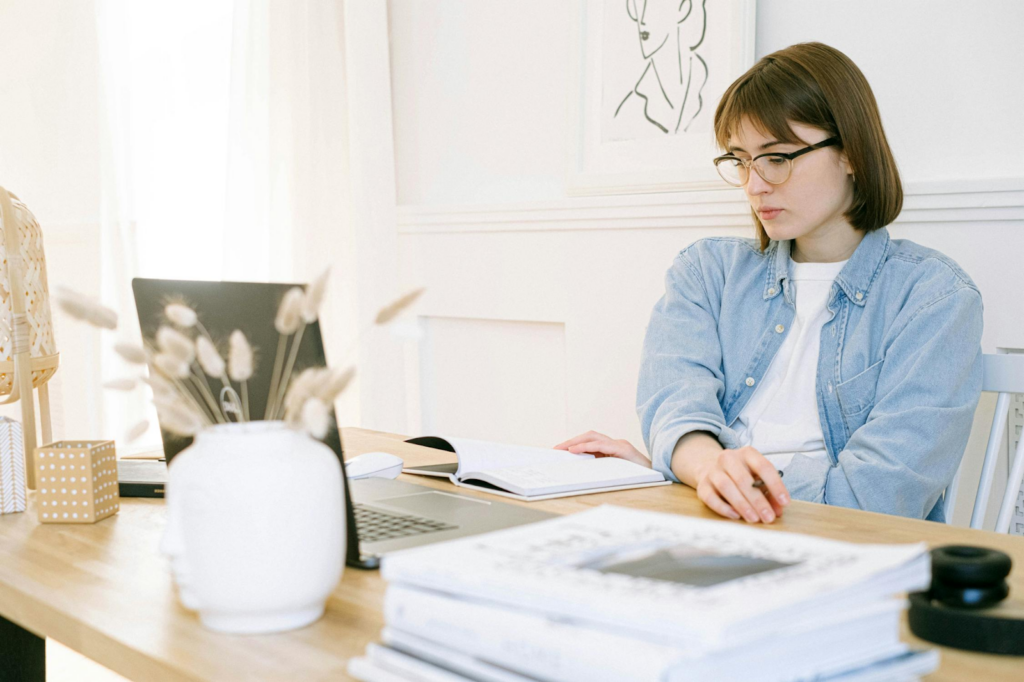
left=567, top=0, right=757, bottom=196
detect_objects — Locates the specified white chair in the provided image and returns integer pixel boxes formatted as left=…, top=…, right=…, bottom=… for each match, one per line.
left=944, top=351, right=1024, bottom=532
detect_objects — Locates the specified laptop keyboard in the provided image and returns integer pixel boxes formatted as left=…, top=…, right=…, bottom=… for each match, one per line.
left=353, top=503, right=458, bottom=543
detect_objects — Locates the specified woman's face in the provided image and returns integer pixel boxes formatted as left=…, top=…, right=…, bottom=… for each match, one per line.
left=727, top=118, right=855, bottom=245
left=627, top=0, right=691, bottom=59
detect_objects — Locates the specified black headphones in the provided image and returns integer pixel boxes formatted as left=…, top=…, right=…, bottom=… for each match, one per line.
left=908, top=545, right=1024, bottom=656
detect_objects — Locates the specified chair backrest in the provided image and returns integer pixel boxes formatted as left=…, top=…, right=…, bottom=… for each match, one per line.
left=945, top=352, right=1024, bottom=532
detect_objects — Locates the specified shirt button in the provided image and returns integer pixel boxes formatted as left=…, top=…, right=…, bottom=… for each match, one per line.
left=768, top=288, right=776, bottom=296
left=775, top=324, right=785, bottom=333
left=745, top=377, right=755, bottom=387
left=855, top=291, right=864, bottom=300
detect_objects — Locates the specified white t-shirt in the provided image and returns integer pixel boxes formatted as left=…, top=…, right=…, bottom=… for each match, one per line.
left=733, top=258, right=848, bottom=470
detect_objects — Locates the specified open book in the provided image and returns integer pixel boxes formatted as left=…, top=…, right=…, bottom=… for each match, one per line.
left=402, top=436, right=669, bottom=501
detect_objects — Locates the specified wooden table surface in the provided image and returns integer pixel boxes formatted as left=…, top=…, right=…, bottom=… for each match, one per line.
left=1, top=427, right=1023, bottom=681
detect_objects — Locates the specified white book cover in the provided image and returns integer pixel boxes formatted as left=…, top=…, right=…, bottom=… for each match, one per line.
left=352, top=638, right=937, bottom=682
left=405, top=436, right=668, bottom=500
left=352, top=642, right=534, bottom=682
left=382, top=505, right=930, bottom=648
left=383, top=585, right=909, bottom=682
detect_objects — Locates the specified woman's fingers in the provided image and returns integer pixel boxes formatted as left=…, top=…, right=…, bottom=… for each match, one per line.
left=566, top=439, right=651, bottom=467
left=707, top=470, right=762, bottom=523
left=553, top=431, right=609, bottom=450
left=721, top=455, right=777, bottom=523
left=697, top=481, right=741, bottom=520
left=744, top=451, right=790, bottom=507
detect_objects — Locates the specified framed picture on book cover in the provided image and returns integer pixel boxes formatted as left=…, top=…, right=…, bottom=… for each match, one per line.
left=567, top=0, right=757, bottom=196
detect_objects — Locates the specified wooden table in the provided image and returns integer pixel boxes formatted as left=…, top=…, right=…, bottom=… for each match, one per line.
left=1, top=427, right=1023, bottom=681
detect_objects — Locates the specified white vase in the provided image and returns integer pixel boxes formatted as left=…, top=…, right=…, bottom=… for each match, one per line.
left=160, top=421, right=345, bottom=634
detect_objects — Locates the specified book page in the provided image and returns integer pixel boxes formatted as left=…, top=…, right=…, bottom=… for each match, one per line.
left=445, top=437, right=593, bottom=479
left=468, top=458, right=664, bottom=497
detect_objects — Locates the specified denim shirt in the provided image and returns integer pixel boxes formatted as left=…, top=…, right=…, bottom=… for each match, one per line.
left=637, top=227, right=983, bottom=522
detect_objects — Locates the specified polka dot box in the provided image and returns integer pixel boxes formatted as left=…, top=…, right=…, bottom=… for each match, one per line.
left=36, top=440, right=120, bottom=524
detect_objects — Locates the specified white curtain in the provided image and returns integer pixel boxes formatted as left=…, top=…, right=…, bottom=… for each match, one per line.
left=95, top=0, right=354, bottom=449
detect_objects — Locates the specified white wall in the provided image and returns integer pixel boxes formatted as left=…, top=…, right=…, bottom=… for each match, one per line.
left=387, top=0, right=1024, bottom=527
left=0, top=0, right=105, bottom=440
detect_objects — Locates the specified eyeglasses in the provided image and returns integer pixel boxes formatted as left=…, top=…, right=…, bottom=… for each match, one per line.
left=713, top=137, right=841, bottom=187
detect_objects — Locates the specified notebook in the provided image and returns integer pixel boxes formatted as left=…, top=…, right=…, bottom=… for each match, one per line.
left=403, top=436, right=669, bottom=501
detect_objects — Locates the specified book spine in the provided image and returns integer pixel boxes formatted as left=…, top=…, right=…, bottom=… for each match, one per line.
left=383, top=585, right=683, bottom=682
left=118, top=482, right=165, bottom=498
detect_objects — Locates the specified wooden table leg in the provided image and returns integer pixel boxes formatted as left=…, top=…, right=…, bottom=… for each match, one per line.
left=0, top=613, right=45, bottom=681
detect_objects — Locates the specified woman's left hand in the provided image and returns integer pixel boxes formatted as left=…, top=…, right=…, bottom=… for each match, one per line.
left=553, top=431, right=652, bottom=467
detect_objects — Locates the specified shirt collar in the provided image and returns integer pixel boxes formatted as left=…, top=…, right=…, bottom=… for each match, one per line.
left=764, top=227, right=891, bottom=306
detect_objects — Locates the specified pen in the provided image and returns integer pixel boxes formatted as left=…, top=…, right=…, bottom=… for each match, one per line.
left=752, top=470, right=784, bottom=488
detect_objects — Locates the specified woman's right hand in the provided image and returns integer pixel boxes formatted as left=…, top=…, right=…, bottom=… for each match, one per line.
left=692, top=445, right=789, bottom=524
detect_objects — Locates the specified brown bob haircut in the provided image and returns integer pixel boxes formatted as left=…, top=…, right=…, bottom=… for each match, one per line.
left=714, top=42, right=903, bottom=251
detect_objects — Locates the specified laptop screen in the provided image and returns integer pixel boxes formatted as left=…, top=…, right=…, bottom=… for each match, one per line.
left=131, top=278, right=344, bottom=464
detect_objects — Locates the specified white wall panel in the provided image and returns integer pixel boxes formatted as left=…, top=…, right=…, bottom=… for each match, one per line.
left=418, top=316, right=567, bottom=447
left=389, top=0, right=573, bottom=206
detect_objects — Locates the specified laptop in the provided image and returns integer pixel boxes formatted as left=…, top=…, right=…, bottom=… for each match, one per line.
left=132, top=278, right=553, bottom=569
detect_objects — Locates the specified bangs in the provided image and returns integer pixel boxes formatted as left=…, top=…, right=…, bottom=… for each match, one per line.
left=711, top=42, right=903, bottom=251
left=713, top=60, right=836, bottom=152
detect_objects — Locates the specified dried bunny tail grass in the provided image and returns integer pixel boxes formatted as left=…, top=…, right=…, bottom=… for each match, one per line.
left=142, top=374, right=177, bottom=399
left=54, top=286, right=118, bottom=330
left=156, top=326, right=196, bottom=364
left=315, top=366, right=355, bottom=403
left=115, top=342, right=148, bottom=364
left=275, top=287, right=305, bottom=334
left=195, top=336, right=226, bottom=377
left=125, top=420, right=150, bottom=443
left=165, top=303, right=198, bottom=328
left=300, top=398, right=331, bottom=439
left=153, top=394, right=205, bottom=436
left=375, top=288, right=425, bottom=325
left=301, top=267, right=331, bottom=323
left=228, top=330, right=254, bottom=381
left=282, top=368, right=329, bottom=423
left=153, top=352, right=191, bottom=380
left=103, top=378, right=138, bottom=391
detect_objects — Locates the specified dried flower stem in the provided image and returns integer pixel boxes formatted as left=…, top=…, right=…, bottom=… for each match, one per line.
left=190, top=371, right=227, bottom=424
left=192, top=320, right=245, bottom=422
left=145, top=339, right=215, bottom=425
left=241, top=380, right=250, bottom=421
left=270, top=324, right=306, bottom=421
left=263, top=334, right=288, bottom=420
left=172, top=379, right=215, bottom=427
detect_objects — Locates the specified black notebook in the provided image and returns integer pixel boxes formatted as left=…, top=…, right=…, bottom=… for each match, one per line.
left=117, top=459, right=168, bottom=498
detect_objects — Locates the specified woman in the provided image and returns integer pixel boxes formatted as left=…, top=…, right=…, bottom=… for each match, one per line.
left=556, top=42, right=983, bottom=524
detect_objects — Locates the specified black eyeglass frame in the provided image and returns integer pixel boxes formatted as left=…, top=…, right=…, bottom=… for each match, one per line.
left=713, top=136, right=842, bottom=186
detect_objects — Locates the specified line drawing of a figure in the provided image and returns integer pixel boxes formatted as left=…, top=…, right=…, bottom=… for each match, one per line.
left=614, top=0, right=709, bottom=134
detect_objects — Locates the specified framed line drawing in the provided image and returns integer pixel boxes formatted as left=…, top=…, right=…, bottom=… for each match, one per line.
left=567, top=0, right=757, bottom=196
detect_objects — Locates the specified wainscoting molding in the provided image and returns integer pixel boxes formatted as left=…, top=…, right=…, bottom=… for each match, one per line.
left=396, top=178, right=1024, bottom=235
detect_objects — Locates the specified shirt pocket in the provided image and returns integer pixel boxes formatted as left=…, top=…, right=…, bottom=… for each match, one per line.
left=836, top=359, right=884, bottom=418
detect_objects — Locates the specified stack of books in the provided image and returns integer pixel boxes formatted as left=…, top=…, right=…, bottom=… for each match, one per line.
left=349, top=506, right=939, bottom=682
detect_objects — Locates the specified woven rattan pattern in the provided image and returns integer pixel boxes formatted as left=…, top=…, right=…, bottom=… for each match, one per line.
left=0, top=193, right=57, bottom=394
